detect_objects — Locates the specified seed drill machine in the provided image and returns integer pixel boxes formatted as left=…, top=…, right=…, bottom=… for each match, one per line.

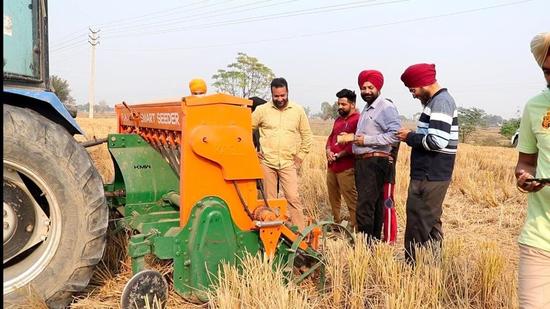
left=106, top=94, right=354, bottom=307
left=2, top=0, right=353, bottom=307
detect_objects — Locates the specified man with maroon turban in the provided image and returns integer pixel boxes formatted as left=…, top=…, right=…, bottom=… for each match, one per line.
left=346, top=69, right=400, bottom=242
left=396, top=63, right=458, bottom=264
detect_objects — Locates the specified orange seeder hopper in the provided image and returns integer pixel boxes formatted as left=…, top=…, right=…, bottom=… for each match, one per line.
left=114, top=93, right=324, bottom=257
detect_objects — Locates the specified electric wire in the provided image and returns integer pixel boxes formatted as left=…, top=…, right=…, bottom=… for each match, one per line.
left=96, top=0, right=218, bottom=28
left=102, top=0, right=288, bottom=35
left=50, top=0, right=285, bottom=53
left=102, top=0, right=401, bottom=39
left=101, top=0, right=534, bottom=52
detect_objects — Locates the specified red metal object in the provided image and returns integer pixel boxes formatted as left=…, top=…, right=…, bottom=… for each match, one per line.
left=116, top=100, right=183, bottom=145
left=382, top=182, right=397, bottom=244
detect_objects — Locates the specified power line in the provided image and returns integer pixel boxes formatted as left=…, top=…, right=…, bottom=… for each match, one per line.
left=50, top=39, right=88, bottom=53
left=102, top=0, right=287, bottom=35
left=97, top=0, right=228, bottom=29
left=51, top=1, right=229, bottom=49
left=102, top=0, right=403, bottom=39
left=50, top=28, right=88, bottom=48
left=103, top=0, right=393, bottom=39
left=50, top=0, right=536, bottom=56
left=50, top=1, right=269, bottom=51
left=101, top=0, right=534, bottom=52
left=50, top=45, right=88, bottom=58
left=50, top=0, right=385, bottom=50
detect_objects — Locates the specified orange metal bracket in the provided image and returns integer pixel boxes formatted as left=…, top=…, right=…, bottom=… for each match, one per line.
left=260, top=226, right=283, bottom=258
left=280, top=225, right=309, bottom=251
left=189, top=125, right=262, bottom=180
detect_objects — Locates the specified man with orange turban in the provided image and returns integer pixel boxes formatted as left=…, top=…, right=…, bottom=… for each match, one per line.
left=189, top=78, right=207, bottom=96
left=514, top=31, right=550, bottom=308
left=396, top=63, right=458, bottom=264
left=347, top=69, right=400, bottom=242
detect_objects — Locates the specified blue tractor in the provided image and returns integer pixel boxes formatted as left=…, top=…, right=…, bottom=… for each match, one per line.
left=3, top=1, right=108, bottom=307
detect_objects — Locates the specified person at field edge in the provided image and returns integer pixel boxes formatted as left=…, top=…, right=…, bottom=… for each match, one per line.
left=396, top=63, right=459, bottom=264
left=249, top=96, right=267, bottom=152
left=189, top=78, right=207, bottom=96
left=325, top=89, right=359, bottom=230
left=252, top=77, right=313, bottom=231
left=514, top=31, right=550, bottom=309
left=351, top=69, right=400, bottom=241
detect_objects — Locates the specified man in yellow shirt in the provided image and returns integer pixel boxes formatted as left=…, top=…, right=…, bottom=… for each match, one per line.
left=252, top=78, right=313, bottom=230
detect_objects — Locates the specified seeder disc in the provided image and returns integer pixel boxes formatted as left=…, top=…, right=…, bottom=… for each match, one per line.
left=121, top=270, right=168, bottom=309
left=286, top=222, right=355, bottom=289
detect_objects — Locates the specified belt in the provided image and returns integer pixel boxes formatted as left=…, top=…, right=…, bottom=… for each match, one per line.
left=355, top=151, right=393, bottom=161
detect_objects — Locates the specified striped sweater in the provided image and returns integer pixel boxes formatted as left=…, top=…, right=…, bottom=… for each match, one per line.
left=405, top=88, right=458, bottom=181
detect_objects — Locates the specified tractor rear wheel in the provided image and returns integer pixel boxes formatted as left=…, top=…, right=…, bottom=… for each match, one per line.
left=3, top=105, right=108, bottom=308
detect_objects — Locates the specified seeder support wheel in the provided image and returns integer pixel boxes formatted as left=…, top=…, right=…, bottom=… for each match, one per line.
left=121, top=269, right=168, bottom=309
left=285, top=221, right=355, bottom=289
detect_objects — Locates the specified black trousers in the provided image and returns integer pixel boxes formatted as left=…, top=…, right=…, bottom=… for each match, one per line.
left=404, top=179, right=451, bottom=264
left=354, top=157, right=391, bottom=240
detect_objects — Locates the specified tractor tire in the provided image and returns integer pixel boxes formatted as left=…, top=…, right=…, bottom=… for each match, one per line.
left=3, top=105, right=108, bottom=308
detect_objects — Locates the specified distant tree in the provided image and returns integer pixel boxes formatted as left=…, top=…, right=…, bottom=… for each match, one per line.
left=500, top=118, right=521, bottom=138
left=76, top=102, right=113, bottom=113
left=212, top=52, right=275, bottom=99
left=310, top=112, right=324, bottom=119
left=50, top=75, right=75, bottom=104
left=482, top=114, right=504, bottom=127
left=77, top=103, right=88, bottom=112
left=98, top=100, right=108, bottom=113
left=320, top=101, right=338, bottom=120
left=458, top=107, right=486, bottom=143
left=303, top=106, right=311, bottom=117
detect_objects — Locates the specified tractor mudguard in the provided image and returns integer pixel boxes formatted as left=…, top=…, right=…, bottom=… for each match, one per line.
left=3, top=88, right=83, bottom=135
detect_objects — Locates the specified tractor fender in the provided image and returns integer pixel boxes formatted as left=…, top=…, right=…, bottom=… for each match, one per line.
left=3, top=88, right=84, bottom=135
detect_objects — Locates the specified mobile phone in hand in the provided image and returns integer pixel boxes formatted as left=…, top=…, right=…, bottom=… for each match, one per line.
left=524, top=178, right=550, bottom=185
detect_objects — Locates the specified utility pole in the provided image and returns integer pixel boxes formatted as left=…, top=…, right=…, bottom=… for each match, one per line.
left=88, top=27, right=100, bottom=119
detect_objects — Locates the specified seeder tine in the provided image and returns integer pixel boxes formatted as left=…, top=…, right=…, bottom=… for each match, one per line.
left=171, top=145, right=180, bottom=166
left=161, top=143, right=180, bottom=177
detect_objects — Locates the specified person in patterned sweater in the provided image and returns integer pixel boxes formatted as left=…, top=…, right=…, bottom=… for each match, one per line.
left=396, top=63, right=459, bottom=264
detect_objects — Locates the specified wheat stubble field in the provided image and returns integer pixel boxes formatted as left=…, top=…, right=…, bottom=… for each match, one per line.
left=22, top=116, right=525, bottom=308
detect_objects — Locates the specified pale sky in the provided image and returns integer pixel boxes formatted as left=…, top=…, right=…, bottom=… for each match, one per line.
left=48, top=0, right=548, bottom=119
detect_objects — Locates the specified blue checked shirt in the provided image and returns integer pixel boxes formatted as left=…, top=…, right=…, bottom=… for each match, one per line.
left=353, top=95, right=401, bottom=155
